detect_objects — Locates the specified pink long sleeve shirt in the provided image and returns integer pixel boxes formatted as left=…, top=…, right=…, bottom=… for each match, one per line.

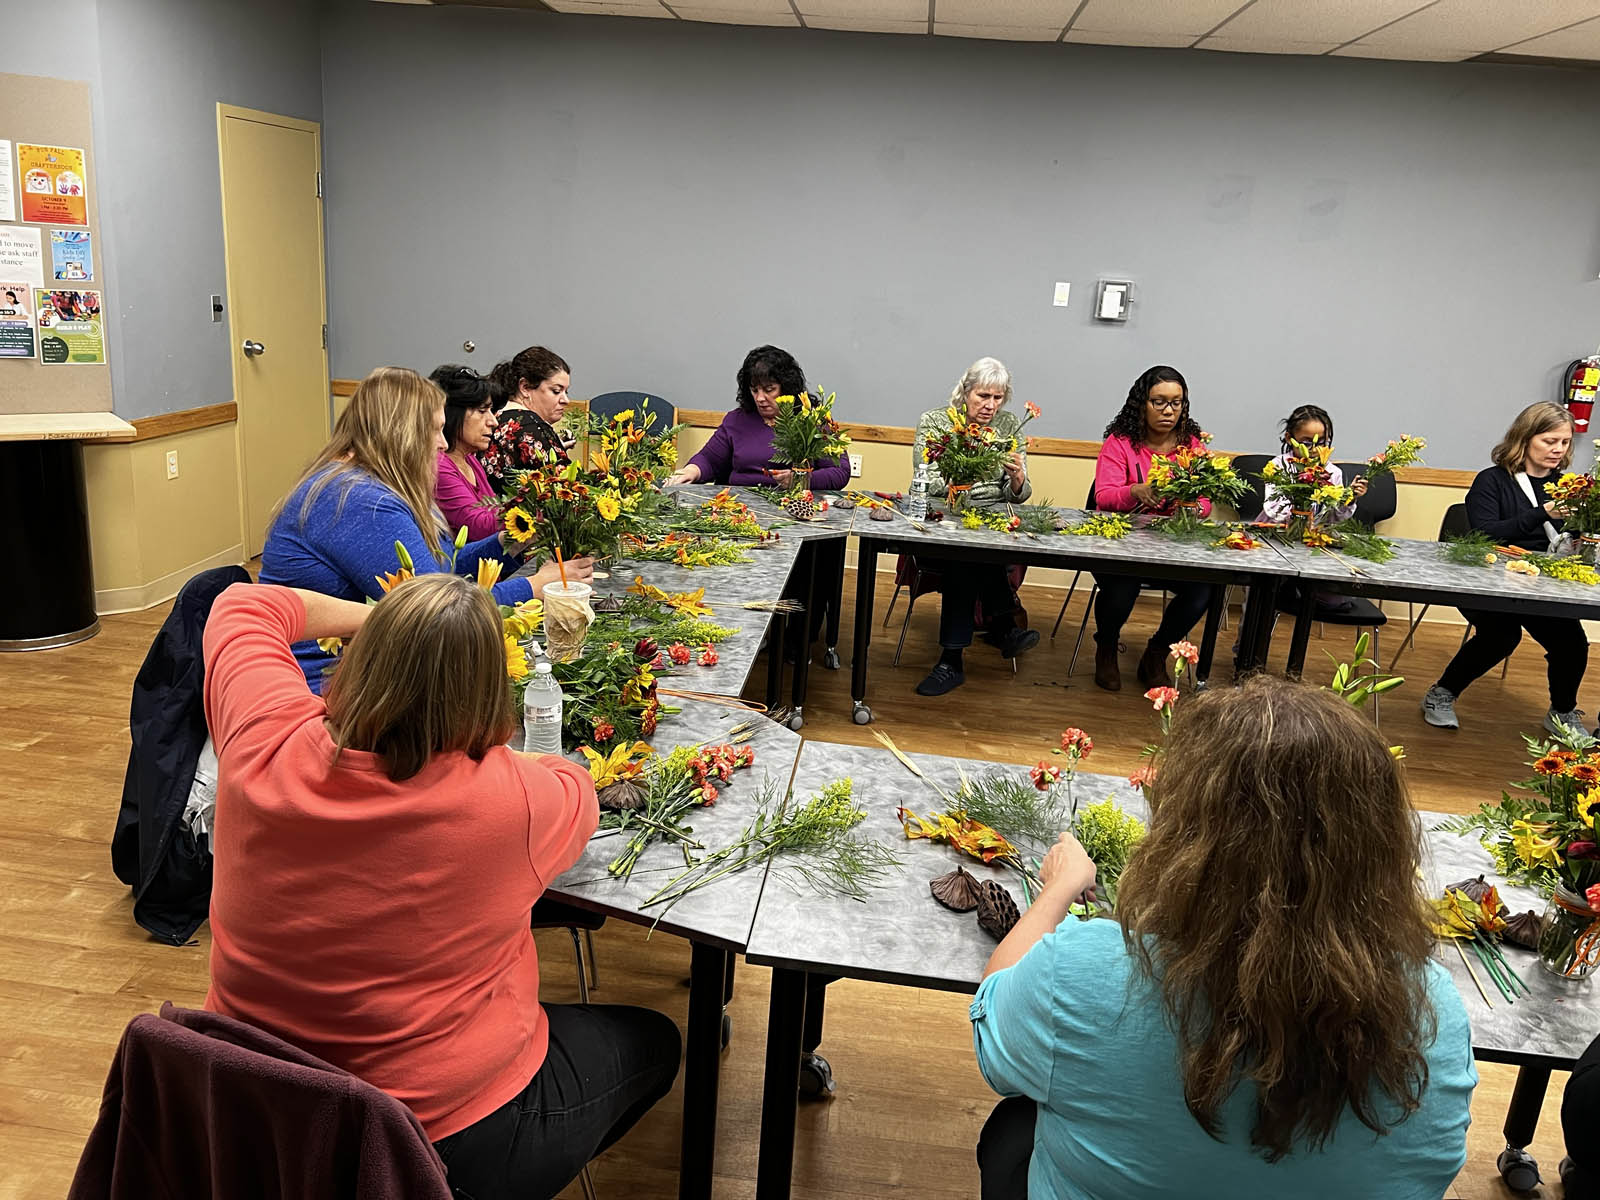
left=1092, top=434, right=1212, bottom=517
left=435, top=452, right=502, bottom=542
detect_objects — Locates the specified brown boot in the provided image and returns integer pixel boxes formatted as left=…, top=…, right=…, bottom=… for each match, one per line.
left=1094, top=642, right=1121, bottom=692
left=1137, top=642, right=1172, bottom=689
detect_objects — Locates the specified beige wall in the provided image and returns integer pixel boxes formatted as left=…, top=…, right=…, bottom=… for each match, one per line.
left=84, top=423, right=245, bottom=614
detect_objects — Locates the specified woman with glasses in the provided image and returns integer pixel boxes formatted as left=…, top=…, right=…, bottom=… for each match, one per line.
left=1088, top=365, right=1217, bottom=692
left=432, top=364, right=504, bottom=541
left=483, top=346, right=575, bottom=490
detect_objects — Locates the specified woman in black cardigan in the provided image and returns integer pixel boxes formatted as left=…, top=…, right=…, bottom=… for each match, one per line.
left=1423, top=402, right=1585, bottom=734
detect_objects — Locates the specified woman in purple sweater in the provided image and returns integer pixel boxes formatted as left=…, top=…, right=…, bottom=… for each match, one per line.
left=667, top=345, right=850, bottom=490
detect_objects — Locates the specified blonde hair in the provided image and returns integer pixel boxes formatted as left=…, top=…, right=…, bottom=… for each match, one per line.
left=281, top=366, right=449, bottom=562
left=1118, top=677, right=1434, bottom=1162
left=324, top=573, right=514, bottom=781
left=1491, top=401, right=1574, bottom=473
left=947, top=357, right=1012, bottom=411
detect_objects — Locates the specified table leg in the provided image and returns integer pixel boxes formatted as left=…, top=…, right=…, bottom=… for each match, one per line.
left=823, top=539, right=845, bottom=667
left=849, top=538, right=880, bottom=723
left=1236, top=579, right=1279, bottom=675
left=790, top=539, right=820, bottom=722
left=1195, top=585, right=1225, bottom=689
left=1249, top=578, right=1280, bottom=672
left=755, top=968, right=808, bottom=1200
left=1285, top=586, right=1316, bottom=680
left=765, top=607, right=786, bottom=713
left=680, top=943, right=731, bottom=1200
left=1503, top=1064, right=1552, bottom=1150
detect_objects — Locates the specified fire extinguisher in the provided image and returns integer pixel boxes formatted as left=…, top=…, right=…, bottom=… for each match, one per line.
left=1565, top=352, right=1600, bottom=434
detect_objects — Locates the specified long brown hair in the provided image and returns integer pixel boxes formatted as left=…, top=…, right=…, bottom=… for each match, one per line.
left=1491, top=401, right=1574, bottom=473
left=281, top=366, right=448, bottom=562
left=324, top=573, right=514, bottom=781
left=1117, top=676, right=1434, bottom=1161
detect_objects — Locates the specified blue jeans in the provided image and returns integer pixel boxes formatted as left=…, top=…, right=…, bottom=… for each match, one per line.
left=433, top=1003, right=681, bottom=1199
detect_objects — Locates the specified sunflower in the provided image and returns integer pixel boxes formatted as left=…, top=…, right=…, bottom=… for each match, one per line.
left=503, top=506, right=535, bottom=541
left=504, top=635, right=530, bottom=681
left=1533, top=754, right=1567, bottom=776
left=597, top=494, right=621, bottom=521
left=1570, top=763, right=1600, bottom=786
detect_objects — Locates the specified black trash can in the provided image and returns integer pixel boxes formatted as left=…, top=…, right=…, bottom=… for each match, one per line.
left=0, top=439, right=99, bottom=650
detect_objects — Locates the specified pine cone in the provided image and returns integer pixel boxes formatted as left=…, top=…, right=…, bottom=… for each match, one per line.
left=1503, top=909, right=1543, bottom=950
left=597, top=779, right=646, bottom=811
left=930, top=866, right=982, bottom=912
left=975, top=879, right=1021, bottom=941
left=1446, top=875, right=1498, bottom=908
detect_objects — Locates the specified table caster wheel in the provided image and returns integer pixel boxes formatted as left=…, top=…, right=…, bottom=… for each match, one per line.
left=720, top=1011, right=732, bottom=1053
left=787, top=710, right=805, bottom=731
left=851, top=702, right=872, bottom=725
left=823, top=648, right=841, bottom=670
left=1497, top=1146, right=1540, bottom=1192
left=798, top=1051, right=836, bottom=1099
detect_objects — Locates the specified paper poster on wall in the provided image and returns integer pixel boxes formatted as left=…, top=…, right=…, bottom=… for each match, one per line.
left=0, top=140, right=14, bottom=222
left=0, top=282, right=36, bottom=358
left=17, top=143, right=88, bottom=226
left=50, top=230, right=92, bottom=280
left=0, top=225, right=43, bottom=285
left=35, top=288, right=103, bottom=364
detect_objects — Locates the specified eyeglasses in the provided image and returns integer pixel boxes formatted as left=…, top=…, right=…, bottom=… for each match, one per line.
left=451, top=366, right=482, bottom=381
left=1148, top=398, right=1184, bottom=413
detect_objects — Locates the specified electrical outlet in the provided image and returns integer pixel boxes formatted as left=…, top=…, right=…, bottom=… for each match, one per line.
left=848, top=453, right=862, bottom=478
left=165, top=450, right=179, bottom=479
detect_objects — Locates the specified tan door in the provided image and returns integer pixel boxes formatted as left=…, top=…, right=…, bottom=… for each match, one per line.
left=218, top=104, right=330, bottom=557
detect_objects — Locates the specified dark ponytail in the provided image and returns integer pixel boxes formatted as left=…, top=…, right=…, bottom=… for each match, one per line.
left=490, top=346, right=570, bottom=413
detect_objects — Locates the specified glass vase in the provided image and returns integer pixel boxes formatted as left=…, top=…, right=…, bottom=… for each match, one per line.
left=1578, top=535, right=1600, bottom=567
left=1538, top=882, right=1600, bottom=980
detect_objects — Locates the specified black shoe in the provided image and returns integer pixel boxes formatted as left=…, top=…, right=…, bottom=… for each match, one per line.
left=997, top=628, right=1040, bottom=659
left=915, top=662, right=966, bottom=696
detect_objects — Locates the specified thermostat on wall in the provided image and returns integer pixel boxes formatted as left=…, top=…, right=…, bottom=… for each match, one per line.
left=1094, top=279, right=1133, bottom=322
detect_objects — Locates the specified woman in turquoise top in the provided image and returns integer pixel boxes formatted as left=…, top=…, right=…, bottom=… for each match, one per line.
left=970, top=677, right=1476, bottom=1200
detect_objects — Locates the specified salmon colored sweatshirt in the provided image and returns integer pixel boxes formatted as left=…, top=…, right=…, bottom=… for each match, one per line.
left=201, top=584, right=598, bottom=1140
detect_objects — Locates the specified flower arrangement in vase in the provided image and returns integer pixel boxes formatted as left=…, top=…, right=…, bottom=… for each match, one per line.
left=770, top=388, right=850, bottom=495
left=1145, top=436, right=1248, bottom=513
left=1259, top=439, right=1352, bottom=543
left=500, top=455, right=637, bottom=564
left=921, top=401, right=1040, bottom=510
left=1547, top=446, right=1600, bottom=563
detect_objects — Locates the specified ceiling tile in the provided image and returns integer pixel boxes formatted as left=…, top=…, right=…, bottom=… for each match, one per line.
left=1063, top=28, right=1195, bottom=46
left=661, top=0, right=792, bottom=11
left=935, top=0, right=1079, bottom=28
left=1197, top=34, right=1341, bottom=53
left=806, top=15, right=930, bottom=33
left=1071, top=0, right=1250, bottom=37
left=799, top=0, right=925, bottom=16
left=1209, top=0, right=1432, bottom=44
left=672, top=6, right=801, bottom=22
left=1328, top=40, right=1473, bottom=58
left=933, top=21, right=1066, bottom=40
left=1499, top=13, right=1600, bottom=57
left=1350, top=0, right=1600, bottom=52
left=545, top=0, right=673, bottom=13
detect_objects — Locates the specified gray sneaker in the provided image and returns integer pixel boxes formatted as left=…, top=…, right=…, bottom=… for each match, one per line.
left=1543, top=707, right=1586, bottom=739
left=1422, top=685, right=1459, bottom=729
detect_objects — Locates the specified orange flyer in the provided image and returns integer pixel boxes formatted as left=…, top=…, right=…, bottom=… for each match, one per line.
left=17, top=143, right=88, bottom=226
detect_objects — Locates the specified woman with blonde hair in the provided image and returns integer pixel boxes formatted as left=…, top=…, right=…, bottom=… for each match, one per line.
left=907, top=357, right=1038, bottom=697
left=260, top=366, right=591, bottom=690
left=971, top=677, right=1474, bottom=1198
left=1423, top=400, right=1585, bottom=733
left=203, top=573, right=680, bottom=1198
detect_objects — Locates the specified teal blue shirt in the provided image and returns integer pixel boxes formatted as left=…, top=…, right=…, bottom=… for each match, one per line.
left=970, top=917, right=1475, bottom=1200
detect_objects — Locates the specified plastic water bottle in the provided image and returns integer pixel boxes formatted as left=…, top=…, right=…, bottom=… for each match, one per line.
left=907, top=462, right=929, bottom=521
left=523, top=662, right=564, bottom=755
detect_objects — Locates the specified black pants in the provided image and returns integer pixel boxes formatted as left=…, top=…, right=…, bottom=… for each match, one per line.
left=782, top=540, right=843, bottom=646
left=1436, top=608, right=1588, bottom=711
left=926, top=560, right=1017, bottom=649
left=432, top=1003, right=682, bottom=1200
left=1565, top=1033, right=1600, bottom=1196
left=1092, top=574, right=1213, bottom=652
left=977, top=1097, right=1036, bottom=1199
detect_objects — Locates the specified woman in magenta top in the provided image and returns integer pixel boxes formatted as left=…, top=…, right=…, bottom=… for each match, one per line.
left=432, top=364, right=504, bottom=542
left=667, top=345, right=850, bottom=490
left=1090, top=365, right=1218, bottom=693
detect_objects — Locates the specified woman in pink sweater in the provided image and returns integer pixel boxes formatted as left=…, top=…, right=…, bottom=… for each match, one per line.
left=203, top=574, right=679, bottom=1198
left=432, top=364, right=505, bottom=541
left=1090, top=365, right=1218, bottom=692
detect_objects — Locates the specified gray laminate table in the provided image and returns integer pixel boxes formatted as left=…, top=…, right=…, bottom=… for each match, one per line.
left=847, top=505, right=1302, bottom=723
left=744, top=746, right=1600, bottom=1198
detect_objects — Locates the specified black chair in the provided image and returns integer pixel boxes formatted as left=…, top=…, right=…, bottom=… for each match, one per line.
left=1337, top=460, right=1398, bottom=527
left=588, top=390, right=675, bottom=428
left=1386, top=504, right=1511, bottom=681
left=1229, top=453, right=1274, bottom=521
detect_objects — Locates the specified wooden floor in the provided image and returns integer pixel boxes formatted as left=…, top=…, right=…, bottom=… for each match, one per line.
left=0, top=570, right=1579, bottom=1199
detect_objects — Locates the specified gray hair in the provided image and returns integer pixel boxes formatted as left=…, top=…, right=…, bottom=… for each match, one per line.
left=948, top=357, right=1012, bottom=410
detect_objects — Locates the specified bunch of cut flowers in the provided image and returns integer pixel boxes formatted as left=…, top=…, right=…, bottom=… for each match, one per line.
left=769, top=388, right=850, bottom=488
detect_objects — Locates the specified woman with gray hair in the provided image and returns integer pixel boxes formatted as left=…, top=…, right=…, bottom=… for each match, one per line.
left=907, top=357, right=1038, bottom=697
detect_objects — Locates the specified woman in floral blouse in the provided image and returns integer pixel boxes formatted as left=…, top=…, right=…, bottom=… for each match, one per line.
left=482, top=346, right=574, bottom=490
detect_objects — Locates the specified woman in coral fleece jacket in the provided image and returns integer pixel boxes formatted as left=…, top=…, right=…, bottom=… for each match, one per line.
left=202, top=576, right=680, bottom=1200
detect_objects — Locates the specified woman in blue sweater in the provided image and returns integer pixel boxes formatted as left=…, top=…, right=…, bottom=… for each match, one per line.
left=261, top=366, right=591, bottom=690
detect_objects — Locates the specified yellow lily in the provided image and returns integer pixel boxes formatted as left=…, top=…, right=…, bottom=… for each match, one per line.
left=476, top=558, right=504, bottom=590
left=579, top=740, right=653, bottom=788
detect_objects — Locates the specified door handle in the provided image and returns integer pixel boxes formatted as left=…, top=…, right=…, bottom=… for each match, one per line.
left=242, top=339, right=265, bottom=357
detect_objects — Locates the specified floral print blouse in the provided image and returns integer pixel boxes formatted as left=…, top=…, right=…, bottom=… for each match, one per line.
left=482, top=408, right=570, bottom=491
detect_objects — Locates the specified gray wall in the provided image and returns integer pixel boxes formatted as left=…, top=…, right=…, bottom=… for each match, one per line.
left=0, top=0, right=323, bottom=419
left=328, top=6, right=1590, bottom=468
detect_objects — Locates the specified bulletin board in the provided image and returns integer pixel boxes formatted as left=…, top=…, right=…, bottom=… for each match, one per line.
left=0, top=72, right=110, bottom=416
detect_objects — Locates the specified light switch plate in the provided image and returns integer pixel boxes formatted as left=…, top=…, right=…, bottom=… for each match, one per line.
left=165, top=450, right=179, bottom=479
left=1052, top=281, right=1070, bottom=307
left=848, top=453, right=862, bottom=478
